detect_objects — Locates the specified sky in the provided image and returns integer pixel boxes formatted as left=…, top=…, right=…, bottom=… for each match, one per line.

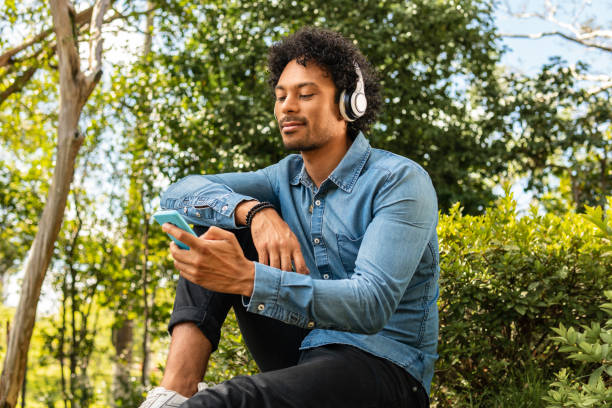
left=491, top=0, right=612, bottom=207
left=495, top=0, right=611, bottom=75
left=4, top=0, right=612, bottom=311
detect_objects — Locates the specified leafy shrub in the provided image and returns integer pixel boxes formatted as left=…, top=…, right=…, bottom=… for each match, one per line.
left=543, top=292, right=612, bottom=407
left=433, top=194, right=612, bottom=407
left=204, top=310, right=259, bottom=384
left=543, top=203, right=612, bottom=408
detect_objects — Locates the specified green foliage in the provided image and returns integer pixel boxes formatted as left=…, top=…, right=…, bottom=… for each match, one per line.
left=2, top=1, right=610, bottom=406
left=142, top=0, right=503, bottom=212
left=204, top=310, right=259, bottom=384
left=433, top=192, right=612, bottom=406
left=543, top=201, right=612, bottom=407
left=0, top=72, right=57, bottom=292
left=484, top=59, right=612, bottom=211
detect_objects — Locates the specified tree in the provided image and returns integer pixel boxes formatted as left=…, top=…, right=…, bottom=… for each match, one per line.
left=494, top=0, right=612, bottom=210
left=500, top=0, right=612, bottom=94
left=0, top=1, right=110, bottom=405
left=139, top=0, right=506, bottom=213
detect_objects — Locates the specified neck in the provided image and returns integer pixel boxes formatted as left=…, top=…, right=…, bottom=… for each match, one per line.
left=301, top=135, right=352, bottom=188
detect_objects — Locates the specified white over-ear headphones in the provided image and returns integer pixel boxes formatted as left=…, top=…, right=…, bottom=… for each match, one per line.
left=339, top=62, right=367, bottom=122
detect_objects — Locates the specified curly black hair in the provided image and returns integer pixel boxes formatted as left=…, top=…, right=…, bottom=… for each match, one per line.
left=267, top=27, right=382, bottom=140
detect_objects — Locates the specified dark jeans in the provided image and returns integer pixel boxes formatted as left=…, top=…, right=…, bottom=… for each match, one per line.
left=169, top=226, right=429, bottom=408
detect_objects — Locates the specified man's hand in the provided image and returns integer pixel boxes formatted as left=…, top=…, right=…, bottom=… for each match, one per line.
left=163, top=223, right=255, bottom=296
left=236, top=201, right=309, bottom=275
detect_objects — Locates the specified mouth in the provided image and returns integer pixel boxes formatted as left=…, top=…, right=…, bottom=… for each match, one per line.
left=280, top=120, right=306, bottom=133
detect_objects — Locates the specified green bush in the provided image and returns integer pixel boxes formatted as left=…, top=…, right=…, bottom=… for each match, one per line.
left=543, top=203, right=612, bottom=408
left=204, top=310, right=259, bottom=384
left=543, top=291, right=612, bottom=407
left=433, top=194, right=612, bottom=407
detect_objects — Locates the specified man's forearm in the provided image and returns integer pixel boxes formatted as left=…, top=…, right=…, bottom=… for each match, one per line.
left=235, top=200, right=259, bottom=226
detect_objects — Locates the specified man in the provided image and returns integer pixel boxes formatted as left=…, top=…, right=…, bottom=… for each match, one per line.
left=141, top=27, right=439, bottom=408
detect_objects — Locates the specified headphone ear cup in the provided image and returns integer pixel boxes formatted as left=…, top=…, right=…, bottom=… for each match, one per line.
left=351, top=91, right=367, bottom=117
left=339, top=63, right=367, bottom=122
left=339, top=89, right=356, bottom=121
left=339, top=89, right=351, bottom=121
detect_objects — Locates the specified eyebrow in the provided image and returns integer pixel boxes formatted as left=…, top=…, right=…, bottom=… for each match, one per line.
left=275, top=82, right=319, bottom=91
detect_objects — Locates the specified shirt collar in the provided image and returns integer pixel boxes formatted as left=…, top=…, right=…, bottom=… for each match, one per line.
left=290, top=132, right=371, bottom=194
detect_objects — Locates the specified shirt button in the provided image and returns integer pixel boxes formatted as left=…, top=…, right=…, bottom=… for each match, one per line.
left=257, top=304, right=265, bottom=311
left=183, top=207, right=188, bottom=214
left=412, top=386, right=418, bottom=393
left=323, top=274, right=330, bottom=280
left=307, top=321, right=315, bottom=328
left=195, top=211, right=201, bottom=217
left=313, top=238, right=320, bottom=245
left=315, top=199, right=321, bottom=206
left=222, top=205, right=228, bottom=212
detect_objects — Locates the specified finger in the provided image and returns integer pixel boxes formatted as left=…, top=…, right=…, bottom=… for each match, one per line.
left=292, top=250, right=310, bottom=275
left=163, top=223, right=200, bottom=248
left=170, top=240, right=207, bottom=266
left=258, top=248, right=269, bottom=265
left=280, top=252, right=293, bottom=272
left=269, top=252, right=281, bottom=270
left=178, top=269, right=204, bottom=287
left=173, top=257, right=198, bottom=276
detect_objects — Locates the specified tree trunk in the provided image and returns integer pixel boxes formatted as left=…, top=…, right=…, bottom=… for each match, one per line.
left=111, top=319, right=134, bottom=407
left=140, top=3, right=155, bottom=387
left=141, top=216, right=151, bottom=387
left=0, top=1, right=108, bottom=406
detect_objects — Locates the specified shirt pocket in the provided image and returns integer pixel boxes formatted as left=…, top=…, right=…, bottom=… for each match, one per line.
left=336, top=233, right=364, bottom=277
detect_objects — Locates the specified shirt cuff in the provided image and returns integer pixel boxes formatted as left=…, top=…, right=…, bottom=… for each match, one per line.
left=243, top=263, right=315, bottom=329
left=243, top=262, right=282, bottom=313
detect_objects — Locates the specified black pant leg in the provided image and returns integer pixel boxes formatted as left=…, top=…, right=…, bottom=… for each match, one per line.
left=232, top=299, right=310, bottom=371
left=229, top=227, right=310, bottom=371
left=181, top=345, right=428, bottom=408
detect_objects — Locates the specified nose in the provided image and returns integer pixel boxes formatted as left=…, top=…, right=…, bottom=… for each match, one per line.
left=278, top=93, right=299, bottom=118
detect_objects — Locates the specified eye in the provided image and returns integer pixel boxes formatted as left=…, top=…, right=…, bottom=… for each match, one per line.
left=276, top=95, right=286, bottom=102
left=300, top=94, right=314, bottom=99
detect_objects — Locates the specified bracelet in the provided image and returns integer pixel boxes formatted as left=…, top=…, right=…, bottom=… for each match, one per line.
left=245, top=202, right=276, bottom=227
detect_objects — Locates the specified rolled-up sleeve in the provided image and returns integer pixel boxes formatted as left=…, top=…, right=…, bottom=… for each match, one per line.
left=243, top=168, right=438, bottom=334
left=160, top=166, right=279, bottom=229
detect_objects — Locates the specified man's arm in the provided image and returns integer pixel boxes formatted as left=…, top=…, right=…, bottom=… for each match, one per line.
left=244, top=168, right=438, bottom=333
left=160, top=164, right=309, bottom=274
left=160, top=168, right=279, bottom=229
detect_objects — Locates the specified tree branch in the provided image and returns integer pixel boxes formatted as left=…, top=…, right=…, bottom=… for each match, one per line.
left=1, top=2, right=157, bottom=100
left=587, top=82, right=612, bottom=95
left=501, top=31, right=612, bottom=53
left=83, top=0, right=110, bottom=96
left=0, top=66, right=38, bottom=106
left=0, top=6, right=93, bottom=68
left=501, top=0, right=612, bottom=54
left=0, top=2, right=160, bottom=70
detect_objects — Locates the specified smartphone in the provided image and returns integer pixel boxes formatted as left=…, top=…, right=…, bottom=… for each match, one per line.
left=153, top=209, right=198, bottom=250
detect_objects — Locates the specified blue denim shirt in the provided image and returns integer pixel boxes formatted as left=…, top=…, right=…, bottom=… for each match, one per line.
left=160, top=133, right=440, bottom=394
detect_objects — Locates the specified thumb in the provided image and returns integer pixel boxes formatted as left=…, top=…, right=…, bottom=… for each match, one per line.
left=203, top=226, right=233, bottom=240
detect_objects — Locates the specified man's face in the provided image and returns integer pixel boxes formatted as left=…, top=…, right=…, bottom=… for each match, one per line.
left=274, top=60, right=346, bottom=152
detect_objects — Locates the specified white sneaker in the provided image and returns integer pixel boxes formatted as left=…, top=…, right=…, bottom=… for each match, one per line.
left=139, top=383, right=209, bottom=408
left=138, top=387, right=188, bottom=408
